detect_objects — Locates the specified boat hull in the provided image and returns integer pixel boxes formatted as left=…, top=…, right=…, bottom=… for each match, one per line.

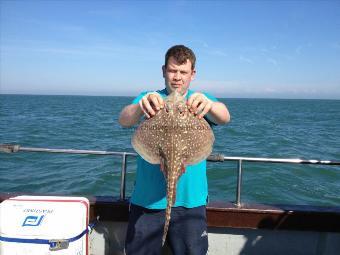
left=1, top=194, right=339, bottom=255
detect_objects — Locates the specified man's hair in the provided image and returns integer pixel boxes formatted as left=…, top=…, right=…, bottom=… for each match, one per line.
left=165, top=45, right=196, bottom=70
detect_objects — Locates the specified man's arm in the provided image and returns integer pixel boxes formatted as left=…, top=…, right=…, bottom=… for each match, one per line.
left=206, top=101, right=230, bottom=125
left=119, top=92, right=164, bottom=127
left=187, top=92, right=230, bottom=125
left=119, top=104, right=144, bottom=127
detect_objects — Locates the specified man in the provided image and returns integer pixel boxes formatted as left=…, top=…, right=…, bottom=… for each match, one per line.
left=119, top=45, right=230, bottom=255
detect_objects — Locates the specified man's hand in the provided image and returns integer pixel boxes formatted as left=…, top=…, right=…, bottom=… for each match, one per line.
left=187, top=92, right=213, bottom=119
left=139, top=92, right=164, bottom=118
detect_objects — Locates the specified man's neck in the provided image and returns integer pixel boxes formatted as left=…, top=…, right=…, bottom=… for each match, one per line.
left=165, top=87, right=188, bottom=98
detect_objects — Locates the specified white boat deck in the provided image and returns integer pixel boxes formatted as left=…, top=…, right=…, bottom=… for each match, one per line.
left=89, top=221, right=340, bottom=255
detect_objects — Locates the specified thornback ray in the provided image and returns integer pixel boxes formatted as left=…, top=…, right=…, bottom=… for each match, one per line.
left=132, top=90, right=215, bottom=246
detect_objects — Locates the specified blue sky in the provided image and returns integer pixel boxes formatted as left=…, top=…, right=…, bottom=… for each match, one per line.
left=1, top=1, right=339, bottom=99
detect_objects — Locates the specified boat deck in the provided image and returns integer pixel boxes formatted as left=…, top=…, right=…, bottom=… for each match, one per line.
left=1, top=194, right=339, bottom=255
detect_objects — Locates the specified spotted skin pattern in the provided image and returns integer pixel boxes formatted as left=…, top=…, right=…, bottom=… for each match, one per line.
left=132, top=91, right=215, bottom=246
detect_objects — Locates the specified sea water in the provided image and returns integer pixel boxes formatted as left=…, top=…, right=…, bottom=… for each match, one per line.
left=0, top=95, right=339, bottom=206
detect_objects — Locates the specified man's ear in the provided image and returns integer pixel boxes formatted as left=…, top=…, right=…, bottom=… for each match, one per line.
left=162, top=65, right=166, bottom=78
left=191, top=69, right=196, bottom=81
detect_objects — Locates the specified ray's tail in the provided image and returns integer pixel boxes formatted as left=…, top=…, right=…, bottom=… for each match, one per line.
left=162, top=178, right=177, bottom=246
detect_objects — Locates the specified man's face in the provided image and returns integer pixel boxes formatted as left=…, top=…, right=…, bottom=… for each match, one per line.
left=162, top=56, right=196, bottom=95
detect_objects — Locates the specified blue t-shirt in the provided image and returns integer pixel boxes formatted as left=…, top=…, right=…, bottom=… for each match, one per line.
left=130, top=88, right=217, bottom=209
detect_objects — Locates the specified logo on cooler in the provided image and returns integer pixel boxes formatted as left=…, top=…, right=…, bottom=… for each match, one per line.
left=22, top=215, right=45, bottom=227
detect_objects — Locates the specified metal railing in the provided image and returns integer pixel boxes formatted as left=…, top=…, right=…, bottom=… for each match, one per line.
left=1, top=144, right=339, bottom=207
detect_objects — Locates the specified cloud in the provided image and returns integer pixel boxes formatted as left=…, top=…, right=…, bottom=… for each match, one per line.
left=239, top=55, right=253, bottom=64
left=210, top=50, right=228, bottom=57
left=194, top=79, right=244, bottom=93
left=194, top=40, right=209, bottom=49
left=192, top=78, right=340, bottom=99
left=266, top=58, right=278, bottom=66
left=295, top=45, right=303, bottom=55
left=202, top=46, right=228, bottom=57
left=2, top=40, right=162, bottom=60
left=2, top=45, right=94, bottom=56
left=294, top=42, right=312, bottom=55
left=34, top=47, right=87, bottom=55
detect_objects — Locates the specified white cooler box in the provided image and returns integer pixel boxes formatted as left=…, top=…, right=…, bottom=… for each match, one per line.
left=0, top=196, right=90, bottom=255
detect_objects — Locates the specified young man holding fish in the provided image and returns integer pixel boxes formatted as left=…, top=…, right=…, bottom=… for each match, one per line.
left=119, top=45, right=230, bottom=255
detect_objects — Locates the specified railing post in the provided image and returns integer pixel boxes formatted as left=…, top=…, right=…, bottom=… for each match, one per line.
left=120, top=152, right=127, bottom=201
left=235, top=159, right=243, bottom=207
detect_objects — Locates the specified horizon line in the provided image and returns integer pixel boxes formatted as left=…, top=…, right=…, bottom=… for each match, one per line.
left=1, top=92, right=339, bottom=101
